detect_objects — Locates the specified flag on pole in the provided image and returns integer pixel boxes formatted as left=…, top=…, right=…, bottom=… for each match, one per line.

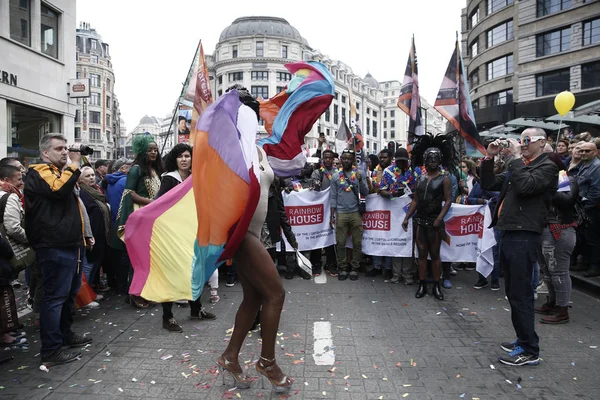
left=434, top=39, right=486, bottom=157
left=397, top=36, right=424, bottom=141
left=187, top=41, right=213, bottom=144
left=335, top=119, right=352, bottom=155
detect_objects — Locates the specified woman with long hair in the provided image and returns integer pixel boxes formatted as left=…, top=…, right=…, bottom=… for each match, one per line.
left=157, top=144, right=216, bottom=332
left=116, top=134, right=164, bottom=308
left=402, top=134, right=458, bottom=300
left=216, top=86, right=292, bottom=393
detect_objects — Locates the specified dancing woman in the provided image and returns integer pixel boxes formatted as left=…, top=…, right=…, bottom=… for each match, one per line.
left=216, top=86, right=292, bottom=393
left=402, top=134, right=458, bottom=300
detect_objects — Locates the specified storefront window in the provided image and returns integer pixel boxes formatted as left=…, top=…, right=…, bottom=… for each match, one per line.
left=41, top=3, right=59, bottom=59
left=7, top=102, right=61, bottom=165
left=9, top=0, right=31, bottom=47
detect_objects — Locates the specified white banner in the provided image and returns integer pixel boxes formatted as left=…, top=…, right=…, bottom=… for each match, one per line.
left=278, top=189, right=497, bottom=276
left=280, top=188, right=335, bottom=251
left=361, top=194, right=413, bottom=257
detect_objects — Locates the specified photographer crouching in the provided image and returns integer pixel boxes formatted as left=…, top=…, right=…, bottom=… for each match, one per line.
left=480, top=128, right=558, bottom=367
left=24, top=134, right=93, bottom=366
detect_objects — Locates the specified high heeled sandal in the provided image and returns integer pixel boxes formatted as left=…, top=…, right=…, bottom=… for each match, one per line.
left=216, top=355, right=253, bottom=389
left=255, top=356, right=292, bottom=393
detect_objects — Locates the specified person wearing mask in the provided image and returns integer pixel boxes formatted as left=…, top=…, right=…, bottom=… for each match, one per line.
left=330, top=149, right=369, bottom=281
left=25, top=133, right=92, bottom=366
left=575, top=141, right=600, bottom=278
left=481, top=128, right=558, bottom=367
left=311, top=150, right=338, bottom=276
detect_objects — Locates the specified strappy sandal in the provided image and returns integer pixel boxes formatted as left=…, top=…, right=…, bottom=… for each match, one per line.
left=255, top=356, right=292, bottom=393
left=216, top=355, right=253, bottom=388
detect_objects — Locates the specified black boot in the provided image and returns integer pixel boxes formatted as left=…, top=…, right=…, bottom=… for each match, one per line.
left=432, top=281, right=444, bottom=300
left=415, top=280, right=427, bottom=299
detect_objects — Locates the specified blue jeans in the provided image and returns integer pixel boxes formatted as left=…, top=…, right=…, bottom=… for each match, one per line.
left=500, top=231, right=541, bottom=357
left=372, top=256, right=392, bottom=271
left=37, top=246, right=83, bottom=357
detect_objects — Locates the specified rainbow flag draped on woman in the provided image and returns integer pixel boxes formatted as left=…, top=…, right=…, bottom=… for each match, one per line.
left=124, top=61, right=334, bottom=302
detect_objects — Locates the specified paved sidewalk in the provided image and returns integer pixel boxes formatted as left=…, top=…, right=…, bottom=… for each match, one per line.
left=2, top=270, right=600, bottom=400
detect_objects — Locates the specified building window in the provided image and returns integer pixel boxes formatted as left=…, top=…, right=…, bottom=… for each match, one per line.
left=90, top=74, right=101, bottom=87
left=106, top=114, right=111, bottom=127
left=470, top=7, right=479, bottom=28
left=334, top=92, right=338, bottom=100
left=217, top=75, right=222, bottom=85
left=76, top=71, right=81, bottom=79
left=582, top=18, right=600, bottom=46
left=106, top=78, right=111, bottom=90
left=217, top=89, right=223, bottom=97
left=91, top=55, right=98, bottom=64
left=9, top=0, right=31, bottom=46
left=105, top=95, right=111, bottom=109
left=282, top=45, right=288, bottom=58
left=367, top=107, right=371, bottom=115
left=341, top=95, right=347, bottom=104
left=366, top=118, right=370, bottom=135
left=232, top=45, right=238, bottom=58
left=390, top=130, right=395, bottom=139
left=74, top=127, right=81, bottom=140
left=487, top=20, right=513, bottom=48
left=470, top=39, right=478, bottom=57
left=390, top=120, right=395, bottom=128
left=89, top=128, right=101, bottom=141
left=40, top=3, right=59, bottom=59
left=250, top=86, right=269, bottom=99
left=384, top=131, right=387, bottom=139
left=384, top=111, right=387, bottom=118
left=383, top=121, right=387, bottom=129
left=251, top=71, right=269, bottom=80
left=487, top=54, right=513, bottom=80
left=537, top=0, right=571, bottom=18
left=356, top=102, right=360, bottom=111
left=488, top=0, right=514, bottom=15
left=342, top=107, right=347, bottom=122
left=228, top=72, right=243, bottom=82
left=325, top=108, right=330, bottom=122
left=470, top=68, right=480, bottom=87
left=326, top=128, right=330, bottom=136
left=75, top=110, right=81, bottom=122
left=487, top=90, right=513, bottom=106
left=373, top=110, right=378, bottom=118
left=276, top=86, right=286, bottom=93
left=373, top=121, right=378, bottom=137
left=90, top=111, right=101, bottom=124
left=536, top=28, right=571, bottom=56
left=472, top=99, right=479, bottom=110
left=536, top=68, right=570, bottom=97
left=582, top=61, right=600, bottom=89
left=91, top=39, right=97, bottom=51
left=276, top=72, right=291, bottom=81
left=390, top=110, right=395, bottom=118
left=334, top=105, right=339, bottom=125
left=90, top=92, right=101, bottom=106
left=256, top=41, right=264, bottom=57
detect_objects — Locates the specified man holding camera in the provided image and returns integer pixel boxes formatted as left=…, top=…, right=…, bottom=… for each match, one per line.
left=24, top=133, right=92, bottom=366
left=481, top=128, right=558, bottom=367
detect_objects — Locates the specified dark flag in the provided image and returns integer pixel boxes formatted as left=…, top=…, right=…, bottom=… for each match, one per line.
left=397, top=36, right=424, bottom=142
left=335, top=119, right=352, bottom=154
left=434, top=39, right=486, bottom=156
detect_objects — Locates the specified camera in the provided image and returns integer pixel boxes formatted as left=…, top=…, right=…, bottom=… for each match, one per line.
left=498, top=139, right=511, bottom=149
left=69, top=144, right=94, bottom=156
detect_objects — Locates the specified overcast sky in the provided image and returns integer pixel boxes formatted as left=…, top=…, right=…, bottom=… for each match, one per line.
left=77, top=0, right=466, bottom=132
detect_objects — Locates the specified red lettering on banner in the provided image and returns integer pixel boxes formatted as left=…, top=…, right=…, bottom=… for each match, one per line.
left=285, top=204, right=324, bottom=226
left=362, top=210, right=391, bottom=231
left=445, top=212, right=484, bottom=238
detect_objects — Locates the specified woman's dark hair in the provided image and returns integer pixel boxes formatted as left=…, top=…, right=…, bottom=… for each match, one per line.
left=133, top=147, right=164, bottom=178
left=164, top=143, right=193, bottom=172
left=547, top=152, right=566, bottom=171
left=368, top=154, right=380, bottom=171
left=557, top=139, right=569, bottom=151
left=226, top=84, right=260, bottom=121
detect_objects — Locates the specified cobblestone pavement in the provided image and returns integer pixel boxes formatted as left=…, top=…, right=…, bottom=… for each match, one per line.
left=2, top=269, right=600, bottom=400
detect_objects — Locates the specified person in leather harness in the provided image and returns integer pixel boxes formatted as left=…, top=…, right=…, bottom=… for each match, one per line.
left=403, top=134, right=457, bottom=301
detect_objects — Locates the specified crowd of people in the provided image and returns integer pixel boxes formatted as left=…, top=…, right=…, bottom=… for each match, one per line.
left=0, top=120, right=598, bottom=381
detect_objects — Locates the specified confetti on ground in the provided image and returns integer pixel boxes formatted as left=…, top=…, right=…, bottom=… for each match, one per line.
left=490, top=364, right=496, bottom=369
left=590, top=346, right=597, bottom=349
left=292, top=360, right=304, bottom=365
left=574, top=377, right=578, bottom=380
left=571, top=362, right=575, bottom=366
left=383, top=377, right=388, bottom=381
left=362, top=374, right=368, bottom=379
left=506, top=379, right=512, bottom=384
left=378, top=396, right=383, bottom=400
left=389, top=351, right=394, bottom=354
left=151, top=381, right=156, bottom=384
left=344, top=375, right=350, bottom=380
left=160, top=355, right=173, bottom=360
left=396, top=363, right=402, bottom=367
left=373, top=364, right=378, bottom=369
left=327, top=367, right=336, bottom=372
left=516, top=384, right=522, bottom=389
left=118, top=388, right=123, bottom=392
left=403, top=394, right=409, bottom=398
left=284, top=353, right=294, bottom=357
left=322, top=391, right=326, bottom=396
left=39, top=365, right=49, bottom=372
left=403, top=384, right=412, bottom=387
left=460, top=394, right=465, bottom=398
left=456, top=374, right=461, bottom=378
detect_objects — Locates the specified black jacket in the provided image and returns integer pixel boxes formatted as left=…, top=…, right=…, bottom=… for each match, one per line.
left=156, top=174, right=182, bottom=199
left=265, top=187, right=295, bottom=245
left=0, top=235, right=15, bottom=285
left=481, top=154, right=558, bottom=234
left=24, top=163, right=83, bottom=249
left=547, top=178, right=579, bottom=225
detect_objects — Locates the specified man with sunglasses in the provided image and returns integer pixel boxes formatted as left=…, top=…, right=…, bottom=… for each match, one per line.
left=481, top=128, right=558, bottom=367
left=330, top=149, right=368, bottom=281
left=576, top=141, right=600, bottom=277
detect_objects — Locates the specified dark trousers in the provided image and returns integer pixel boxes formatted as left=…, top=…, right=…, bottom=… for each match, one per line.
left=111, top=248, right=132, bottom=295
left=584, top=209, right=600, bottom=270
left=500, top=230, right=540, bottom=356
left=37, top=246, right=83, bottom=357
left=162, top=299, right=202, bottom=320
left=324, top=245, right=336, bottom=267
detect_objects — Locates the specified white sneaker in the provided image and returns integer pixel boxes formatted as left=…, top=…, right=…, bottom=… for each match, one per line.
left=534, top=291, right=538, bottom=300
left=95, top=294, right=104, bottom=301
left=85, top=301, right=100, bottom=309
left=174, top=300, right=188, bottom=305
left=536, top=282, right=549, bottom=294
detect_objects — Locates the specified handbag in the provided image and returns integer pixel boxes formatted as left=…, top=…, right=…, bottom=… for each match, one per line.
left=75, top=274, right=97, bottom=309
left=0, top=194, right=35, bottom=272
left=0, top=285, right=19, bottom=333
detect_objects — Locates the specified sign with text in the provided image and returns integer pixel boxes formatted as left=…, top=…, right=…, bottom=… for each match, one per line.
left=439, top=204, right=487, bottom=263
left=280, top=188, right=334, bottom=251
left=361, top=194, right=412, bottom=257
left=69, top=78, right=90, bottom=98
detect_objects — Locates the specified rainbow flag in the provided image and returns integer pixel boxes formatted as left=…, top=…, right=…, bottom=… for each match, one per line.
left=125, top=91, right=260, bottom=302
left=258, top=61, right=334, bottom=177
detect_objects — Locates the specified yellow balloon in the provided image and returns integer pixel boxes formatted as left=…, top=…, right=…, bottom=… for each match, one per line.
left=554, top=91, right=575, bottom=116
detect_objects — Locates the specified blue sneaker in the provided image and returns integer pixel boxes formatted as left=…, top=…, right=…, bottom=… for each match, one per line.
left=498, top=345, right=540, bottom=366
left=501, top=340, right=518, bottom=352
left=443, top=279, right=452, bottom=289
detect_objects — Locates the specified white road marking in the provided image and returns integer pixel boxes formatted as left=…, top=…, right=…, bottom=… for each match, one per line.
left=312, top=321, right=334, bottom=365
